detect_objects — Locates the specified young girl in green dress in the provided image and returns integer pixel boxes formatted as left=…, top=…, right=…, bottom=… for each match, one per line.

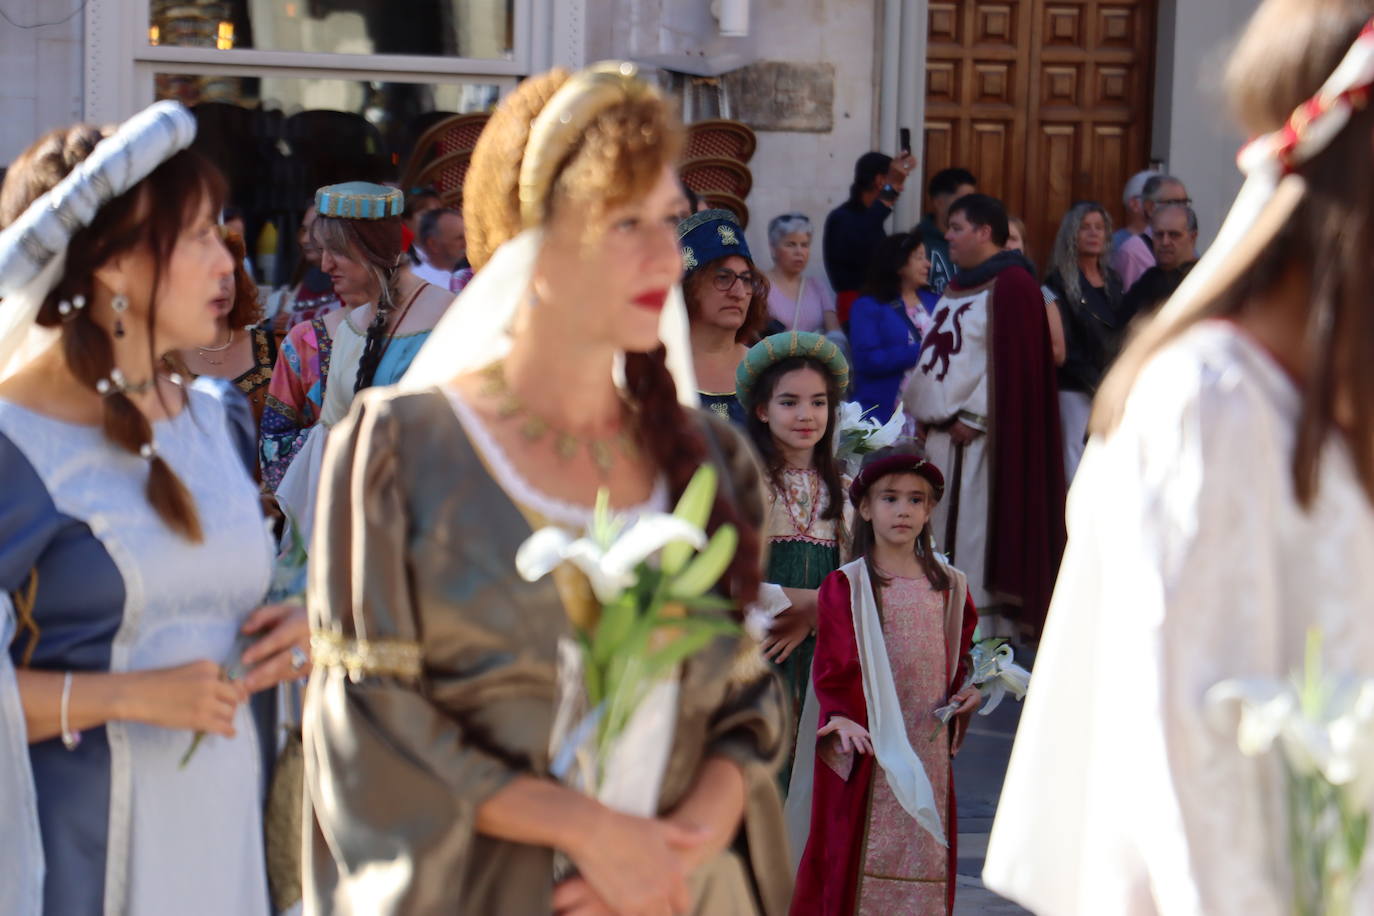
left=737, top=331, right=851, bottom=789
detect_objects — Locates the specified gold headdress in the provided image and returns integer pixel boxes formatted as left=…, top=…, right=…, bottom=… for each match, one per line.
left=401, top=62, right=697, bottom=406
left=517, top=61, right=655, bottom=228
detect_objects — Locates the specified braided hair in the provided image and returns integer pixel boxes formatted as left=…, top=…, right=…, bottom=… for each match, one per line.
left=313, top=214, right=407, bottom=392
left=13, top=146, right=229, bottom=541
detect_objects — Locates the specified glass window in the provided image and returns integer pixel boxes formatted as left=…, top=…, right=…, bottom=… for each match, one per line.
left=148, top=0, right=515, bottom=60
left=154, top=71, right=501, bottom=283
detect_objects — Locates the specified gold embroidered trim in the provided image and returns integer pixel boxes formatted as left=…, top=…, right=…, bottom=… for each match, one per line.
left=12, top=568, right=40, bottom=667
left=311, top=631, right=422, bottom=683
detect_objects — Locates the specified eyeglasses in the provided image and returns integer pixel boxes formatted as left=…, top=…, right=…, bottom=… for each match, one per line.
left=712, top=268, right=763, bottom=294
left=1156, top=196, right=1192, bottom=206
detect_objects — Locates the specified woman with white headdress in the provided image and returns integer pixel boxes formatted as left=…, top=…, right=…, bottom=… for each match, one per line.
left=0, top=104, right=311, bottom=914
left=983, top=1, right=1374, bottom=913
left=303, top=63, right=792, bottom=915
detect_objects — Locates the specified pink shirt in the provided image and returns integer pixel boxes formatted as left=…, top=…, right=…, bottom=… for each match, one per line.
left=1111, top=231, right=1156, bottom=292
left=767, top=275, right=835, bottom=332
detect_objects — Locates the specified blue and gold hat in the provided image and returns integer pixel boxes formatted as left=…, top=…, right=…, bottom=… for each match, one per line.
left=315, top=182, right=404, bottom=220
left=678, top=208, right=751, bottom=277
left=735, top=331, right=850, bottom=412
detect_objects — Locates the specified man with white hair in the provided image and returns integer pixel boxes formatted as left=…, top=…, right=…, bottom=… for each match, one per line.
left=1111, top=173, right=1191, bottom=291
left=1111, top=168, right=1160, bottom=253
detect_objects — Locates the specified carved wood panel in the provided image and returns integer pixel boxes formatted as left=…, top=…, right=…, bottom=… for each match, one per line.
left=923, top=0, right=1156, bottom=262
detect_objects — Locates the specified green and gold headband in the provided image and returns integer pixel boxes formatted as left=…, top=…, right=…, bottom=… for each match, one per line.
left=735, top=331, right=850, bottom=411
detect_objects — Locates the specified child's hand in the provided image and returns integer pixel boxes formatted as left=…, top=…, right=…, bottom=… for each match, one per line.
left=818, top=716, right=873, bottom=755
left=950, top=684, right=982, bottom=716
left=761, top=608, right=811, bottom=663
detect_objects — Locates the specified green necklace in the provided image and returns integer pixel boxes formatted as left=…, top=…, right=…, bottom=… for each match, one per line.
left=480, top=362, right=639, bottom=478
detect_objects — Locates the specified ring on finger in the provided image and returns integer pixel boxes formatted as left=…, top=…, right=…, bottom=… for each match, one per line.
left=290, top=646, right=309, bottom=671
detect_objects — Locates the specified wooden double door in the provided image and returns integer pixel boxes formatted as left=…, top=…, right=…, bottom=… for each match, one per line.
left=922, top=0, right=1157, bottom=263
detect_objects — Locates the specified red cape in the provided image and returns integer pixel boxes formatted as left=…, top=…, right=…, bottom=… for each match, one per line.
left=952, top=263, right=1067, bottom=634
left=791, top=570, right=977, bottom=916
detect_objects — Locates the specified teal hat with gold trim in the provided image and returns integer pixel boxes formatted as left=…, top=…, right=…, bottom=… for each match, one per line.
left=735, top=331, right=850, bottom=411
left=315, top=181, right=404, bottom=219
left=678, top=208, right=751, bottom=277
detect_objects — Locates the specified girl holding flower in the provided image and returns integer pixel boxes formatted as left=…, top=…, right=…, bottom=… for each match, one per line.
left=736, top=331, right=851, bottom=792
left=792, top=447, right=979, bottom=916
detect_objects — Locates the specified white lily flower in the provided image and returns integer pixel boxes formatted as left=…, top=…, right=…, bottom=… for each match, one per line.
left=516, top=513, right=707, bottom=604
left=836, top=400, right=867, bottom=432
left=1207, top=676, right=1374, bottom=806
left=868, top=408, right=907, bottom=449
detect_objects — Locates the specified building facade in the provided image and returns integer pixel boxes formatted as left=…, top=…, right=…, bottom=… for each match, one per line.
left=4, top=0, right=1260, bottom=268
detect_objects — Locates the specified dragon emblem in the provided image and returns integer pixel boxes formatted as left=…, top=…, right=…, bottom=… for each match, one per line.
left=919, top=301, right=974, bottom=381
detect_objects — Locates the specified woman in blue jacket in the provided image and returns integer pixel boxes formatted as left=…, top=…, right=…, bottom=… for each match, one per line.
left=847, top=232, right=936, bottom=422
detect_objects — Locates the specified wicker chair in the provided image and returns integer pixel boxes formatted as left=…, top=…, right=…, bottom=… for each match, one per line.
left=684, top=119, right=757, bottom=164
left=701, top=191, right=750, bottom=230
left=402, top=113, right=490, bottom=188
left=679, top=157, right=753, bottom=200
left=413, top=149, right=473, bottom=200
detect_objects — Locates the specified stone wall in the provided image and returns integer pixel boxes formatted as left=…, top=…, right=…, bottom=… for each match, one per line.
left=0, top=1, right=83, bottom=170
left=1153, top=0, right=1264, bottom=248
left=585, top=0, right=882, bottom=284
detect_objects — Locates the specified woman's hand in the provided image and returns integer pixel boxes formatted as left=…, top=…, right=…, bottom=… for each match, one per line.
left=565, top=809, right=707, bottom=916
left=238, top=602, right=311, bottom=692
left=761, top=607, right=812, bottom=663
left=552, top=878, right=616, bottom=916
left=818, top=715, right=872, bottom=755
left=119, top=661, right=245, bottom=737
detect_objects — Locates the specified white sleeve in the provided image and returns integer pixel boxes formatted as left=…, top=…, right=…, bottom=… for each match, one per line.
left=0, top=593, right=45, bottom=915
left=986, top=345, right=1291, bottom=916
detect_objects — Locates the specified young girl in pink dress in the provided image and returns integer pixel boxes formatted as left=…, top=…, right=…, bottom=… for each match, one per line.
left=792, top=447, right=979, bottom=916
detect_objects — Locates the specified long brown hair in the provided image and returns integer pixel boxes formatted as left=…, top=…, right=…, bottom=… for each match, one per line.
left=742, top=355, right=844, bottom=522
left=1093, top=0, right=1374, bottom=506
left=464, top=69, right=761, bottom=609
left=314, top=214, right=406, bottom=392
left=221, top=230, right=265, bottom=330
left=24, top=147, right=229, bottom=541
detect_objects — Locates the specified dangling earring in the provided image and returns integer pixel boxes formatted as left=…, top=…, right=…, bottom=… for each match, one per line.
left=111, top=294, right=129, bottom=339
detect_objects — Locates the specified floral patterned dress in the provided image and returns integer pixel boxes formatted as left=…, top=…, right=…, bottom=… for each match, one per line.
left=764, top=467, right=845, bottom=788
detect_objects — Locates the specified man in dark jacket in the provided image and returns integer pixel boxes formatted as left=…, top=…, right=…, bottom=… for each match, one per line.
left=1122, top=203, right=1199, bottom=318
left=822, top=150, right=915, bottom=322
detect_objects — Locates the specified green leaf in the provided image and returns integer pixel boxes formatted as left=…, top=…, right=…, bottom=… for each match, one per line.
left=642, top=624, right=730, bottom=679
left=668, top=524, right=738, bottom=599
left=591, top=594, right=638, bottom=666
left=663, top=466, right=718, bottom=575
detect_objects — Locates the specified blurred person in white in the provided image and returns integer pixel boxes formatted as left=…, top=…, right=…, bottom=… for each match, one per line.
left=984, top=2, right=1374, bottom=913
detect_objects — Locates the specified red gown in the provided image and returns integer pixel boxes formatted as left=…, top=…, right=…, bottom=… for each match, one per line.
left=791, top=567, right=977, bottom=916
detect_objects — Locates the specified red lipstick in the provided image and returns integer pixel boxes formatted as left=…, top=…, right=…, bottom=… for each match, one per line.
left=633, top=289, right=668, bottom=312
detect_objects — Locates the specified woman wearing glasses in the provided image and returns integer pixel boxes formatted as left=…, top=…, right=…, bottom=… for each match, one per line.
left=680, top=210, right=770, bottom=425
left=763, top=213, right=839, bottom=334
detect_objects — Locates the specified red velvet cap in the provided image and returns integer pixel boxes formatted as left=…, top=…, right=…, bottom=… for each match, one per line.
left=848, top=453, right=946, bottom=506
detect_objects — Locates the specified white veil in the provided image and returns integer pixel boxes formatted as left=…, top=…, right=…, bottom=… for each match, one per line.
left=399, top=228, right=699, bottom=405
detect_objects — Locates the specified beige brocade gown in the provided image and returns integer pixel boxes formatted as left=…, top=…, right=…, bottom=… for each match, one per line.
left=302, top=385, right=793, bottom=915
